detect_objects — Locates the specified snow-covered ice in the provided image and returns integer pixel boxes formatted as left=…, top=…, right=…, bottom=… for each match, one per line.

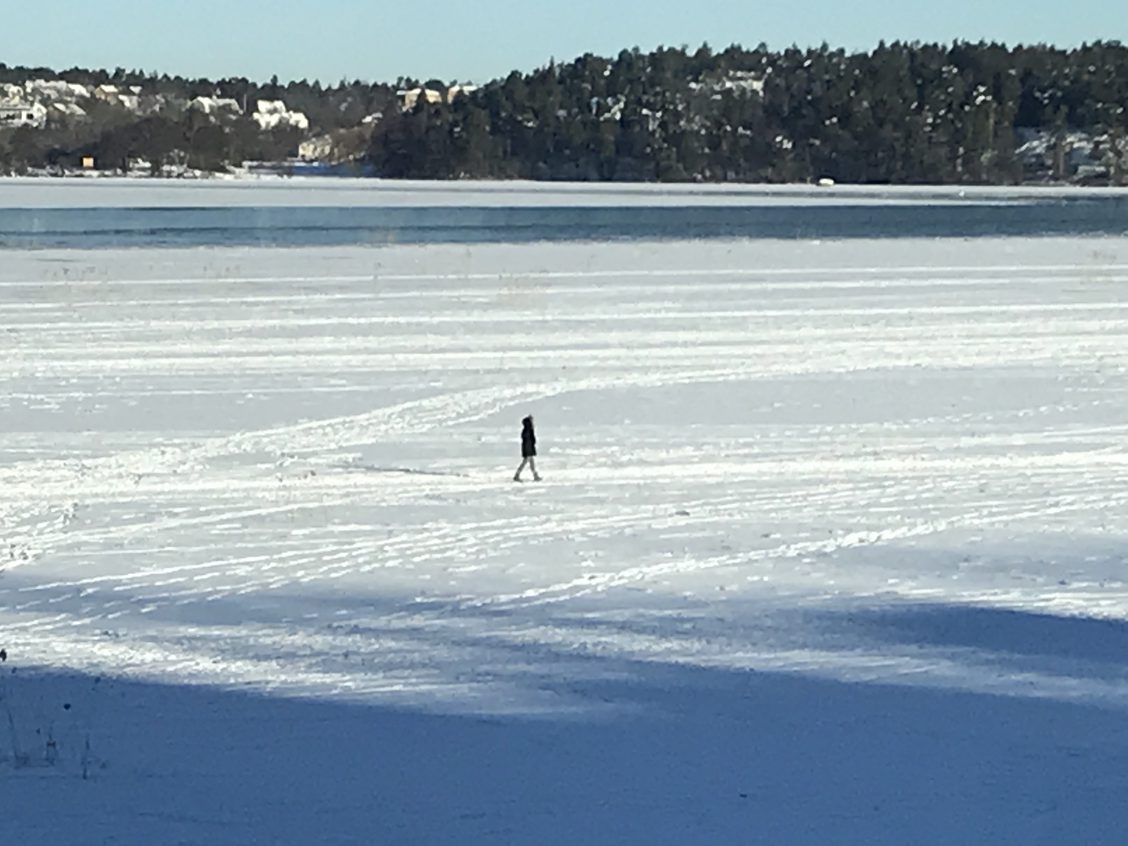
left=2, top=174, right=1124, bottom=208
left=2, top=227, right=1128, bottom=843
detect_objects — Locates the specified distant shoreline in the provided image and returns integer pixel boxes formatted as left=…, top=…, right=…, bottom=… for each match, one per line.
left=1, top=175, right=1125, bottom=210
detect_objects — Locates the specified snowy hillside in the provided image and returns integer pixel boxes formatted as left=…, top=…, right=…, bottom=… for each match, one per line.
left=2, top=233, right=1128, bottom=843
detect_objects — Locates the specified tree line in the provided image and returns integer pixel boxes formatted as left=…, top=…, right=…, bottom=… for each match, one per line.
left=370, top=41, right=1128, bottom=184
left=3, top=41, right=1128, bottom=183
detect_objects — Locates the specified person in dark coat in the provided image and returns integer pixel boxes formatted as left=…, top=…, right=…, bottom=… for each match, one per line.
left=513, top=415, right=541, bottom=481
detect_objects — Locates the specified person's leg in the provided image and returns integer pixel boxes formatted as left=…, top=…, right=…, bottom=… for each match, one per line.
left=514, top=457, right=528, bottom=480
left=530, top=457, right=540, bottom=481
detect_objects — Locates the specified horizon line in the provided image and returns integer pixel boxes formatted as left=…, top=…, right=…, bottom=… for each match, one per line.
left=2, top=37, right=1124, bottom=89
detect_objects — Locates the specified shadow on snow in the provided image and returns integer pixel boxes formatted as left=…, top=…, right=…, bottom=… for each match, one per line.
left=2, top=589, right=1128, bottom=844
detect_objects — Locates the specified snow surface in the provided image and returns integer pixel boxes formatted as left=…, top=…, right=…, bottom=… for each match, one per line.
left=2, top=230, right=1128, bottom=843
left=1, top=174, right=1124, bottom=209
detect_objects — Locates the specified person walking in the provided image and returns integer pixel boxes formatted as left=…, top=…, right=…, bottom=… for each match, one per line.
left=514, top=415, right=541, bottom=481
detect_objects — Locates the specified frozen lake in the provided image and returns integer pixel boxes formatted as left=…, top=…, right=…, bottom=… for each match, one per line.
left=2, top=177, right=1128, bottom=247
left=2, top=183, right=1128, bottom=843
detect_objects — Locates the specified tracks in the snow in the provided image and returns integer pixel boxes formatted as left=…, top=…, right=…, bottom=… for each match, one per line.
left=3, top=241, right=1128, bottom=694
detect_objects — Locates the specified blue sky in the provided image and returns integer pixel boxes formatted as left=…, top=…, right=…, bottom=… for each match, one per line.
left=2, top=0, right=1124, bottom=84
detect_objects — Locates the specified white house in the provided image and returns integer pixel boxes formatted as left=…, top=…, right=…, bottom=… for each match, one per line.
left=398, top=88, right=442, bottom=111
left=446, top=84, right=478, bottom=102
left=0, top=100, right=48, bottom=129
left=25, top=79, right=90, bottom=102
left=93, top=84, right=145, bottom=112
left=93, top=84, right=120, bottom=101
left=253, top=99, right=309, bottom=131
left=189, top=96, right=243, bottom=118
left=52, top=102, right=87, bottom=118
left=298, top=134, right=333, bottom=161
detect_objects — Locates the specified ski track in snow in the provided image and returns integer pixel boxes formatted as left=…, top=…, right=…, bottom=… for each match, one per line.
left=2, top=238, right=1128, bottom=712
